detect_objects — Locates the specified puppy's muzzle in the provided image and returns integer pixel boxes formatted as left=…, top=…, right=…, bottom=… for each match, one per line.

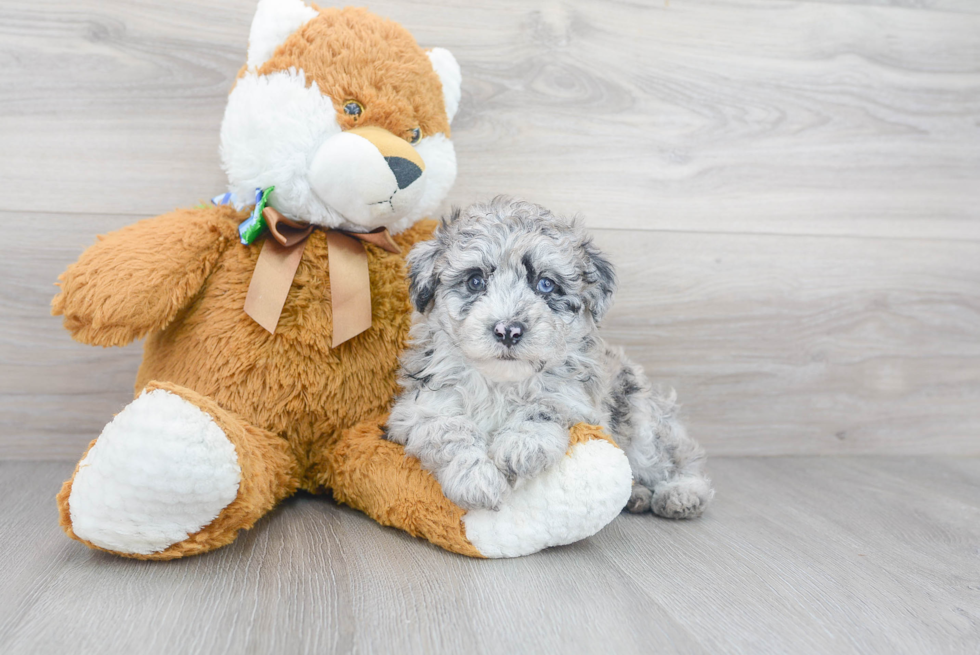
left=492, top=321, right=526, bottom=347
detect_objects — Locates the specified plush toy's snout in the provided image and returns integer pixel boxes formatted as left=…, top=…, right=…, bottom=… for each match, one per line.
left=309, top=125, right=427, bottom=228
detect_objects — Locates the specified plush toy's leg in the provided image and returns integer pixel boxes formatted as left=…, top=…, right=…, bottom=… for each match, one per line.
left=319, top=419, right=483, bottom=557
left=57, top=381, right=299, bottom=560
left=319, top=420, right=632, bottom=558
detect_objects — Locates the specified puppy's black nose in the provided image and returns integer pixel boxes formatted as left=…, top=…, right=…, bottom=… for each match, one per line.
left=492, top=321, right=526, bottom=347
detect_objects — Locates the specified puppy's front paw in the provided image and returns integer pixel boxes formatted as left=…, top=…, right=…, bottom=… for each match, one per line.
left=625, top=483, right=652, bottom=513
left=489, top=426, right=567, bottom=480
left=437, top=450, right=510, bottom=511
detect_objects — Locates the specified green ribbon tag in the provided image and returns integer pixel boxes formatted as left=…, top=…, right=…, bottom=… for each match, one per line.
left=237, top=186, right=275, bottom=245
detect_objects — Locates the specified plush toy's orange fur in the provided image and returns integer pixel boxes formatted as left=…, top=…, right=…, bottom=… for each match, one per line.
left=53, top=206, right=487, bottom=558
left=52, top=6, right=614, bottom=559
left=250, top=7, right=451, bottom=142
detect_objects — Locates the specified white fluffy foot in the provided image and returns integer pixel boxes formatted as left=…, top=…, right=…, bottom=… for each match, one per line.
left=650, top=475, right=714, bottom=519
left=68, top=389, right=241, bottom=555
left=462, top=438, right=632, bottom=558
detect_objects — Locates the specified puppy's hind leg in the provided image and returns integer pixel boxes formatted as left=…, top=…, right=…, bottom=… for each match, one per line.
left=609, top=359, right=714, bottom=519
left=636, top=417, right=714, bottom=519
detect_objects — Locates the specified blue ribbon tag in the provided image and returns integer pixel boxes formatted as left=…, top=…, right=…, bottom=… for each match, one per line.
left=211, top=191, right=240, bottom=208
left=212, top=187, right=276, bottom=245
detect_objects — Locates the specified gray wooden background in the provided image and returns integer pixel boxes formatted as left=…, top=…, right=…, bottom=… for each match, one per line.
left=1, top=0, right=979, bottom=458
left=2, top=3, right=979, bottom=654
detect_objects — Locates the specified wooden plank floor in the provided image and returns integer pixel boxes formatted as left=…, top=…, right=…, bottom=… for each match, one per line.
left=1, top=457, right=977, bottom=655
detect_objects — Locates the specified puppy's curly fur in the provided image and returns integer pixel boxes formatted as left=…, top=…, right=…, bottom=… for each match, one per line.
left=386, top=197, right=714, bottom=517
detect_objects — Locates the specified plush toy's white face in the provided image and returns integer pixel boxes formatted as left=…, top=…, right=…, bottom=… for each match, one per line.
left=219, top=0, right=461, bottom=234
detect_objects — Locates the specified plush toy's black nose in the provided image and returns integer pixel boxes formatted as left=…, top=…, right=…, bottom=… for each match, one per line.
left=385, top=156, right=423, bottom=189
left=492, top=321, right=526, bottom=347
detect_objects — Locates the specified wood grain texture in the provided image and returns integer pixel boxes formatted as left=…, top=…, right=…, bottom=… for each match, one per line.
left=0, top=457, right=977, bottom=655
left=1, top=0, right=979, bottom=457
left=4, top=210, right=979, bottom=457
left=596, top=227, right=980, bottom=455
left=0, top=0, right=978, bottom=238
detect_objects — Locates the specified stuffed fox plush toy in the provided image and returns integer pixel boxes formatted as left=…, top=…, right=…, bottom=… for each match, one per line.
left=52, top=0, right=632, bottom=559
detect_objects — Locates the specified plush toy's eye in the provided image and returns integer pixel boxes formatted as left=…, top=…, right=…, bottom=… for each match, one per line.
left=536, top=277, right=556, bottom=294
left=409, top=127, right=422, bottom=145
left=466, top=273, right=486, bottom=292
left=343, top=100, right=363, bottom=117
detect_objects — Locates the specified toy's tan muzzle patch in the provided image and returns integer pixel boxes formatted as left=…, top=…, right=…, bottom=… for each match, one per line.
left=346, top=126, right=424, bottom=189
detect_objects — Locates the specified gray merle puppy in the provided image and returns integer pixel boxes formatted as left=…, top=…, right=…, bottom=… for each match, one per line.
left=386, top=197, right=713, bottom=518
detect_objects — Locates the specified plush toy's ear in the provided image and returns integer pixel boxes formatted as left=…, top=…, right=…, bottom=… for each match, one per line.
left=427, top=48, right=462, bottom=124
left=247, top=0, right=318, bottom=70
left=579, top=236, right=617, bottom=323
left=407, top=235, right=445, bottom=313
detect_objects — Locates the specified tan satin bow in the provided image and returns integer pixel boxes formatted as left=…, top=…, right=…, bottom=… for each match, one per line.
left=243, top=207, right=401, bottom=347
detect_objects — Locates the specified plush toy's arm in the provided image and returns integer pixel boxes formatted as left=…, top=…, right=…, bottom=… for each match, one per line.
left=52, top=205, right=242, bottom=347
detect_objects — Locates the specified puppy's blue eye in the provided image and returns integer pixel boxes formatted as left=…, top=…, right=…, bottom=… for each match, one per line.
left=536, top=277, right=556, bottom=294
left=467, top=274, right=486, bottom=292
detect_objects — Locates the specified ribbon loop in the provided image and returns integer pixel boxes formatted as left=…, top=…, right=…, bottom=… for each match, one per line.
left=349, top=227, right=401, bottom=255
left=264, top=207, right=314, bottom=247
left=242, top=208, right=399, bottom=346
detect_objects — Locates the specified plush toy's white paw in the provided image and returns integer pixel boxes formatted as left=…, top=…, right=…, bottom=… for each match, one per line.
left=68, top=389, right=241, bottom=555
left=462, top=438, right=632, bottom=558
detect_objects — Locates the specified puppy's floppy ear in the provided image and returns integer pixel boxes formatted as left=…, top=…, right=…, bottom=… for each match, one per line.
left=579, top=237, right=617, bottom=323
left=407, top=237, right=443, bottom=313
